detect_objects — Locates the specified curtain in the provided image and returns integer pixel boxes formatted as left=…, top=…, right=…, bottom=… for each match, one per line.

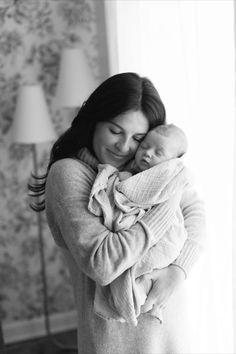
left=104, top=0, right=235, bottom=352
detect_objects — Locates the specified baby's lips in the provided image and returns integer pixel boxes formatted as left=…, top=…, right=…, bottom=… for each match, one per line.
left=140, top=158, right=150, bottom=166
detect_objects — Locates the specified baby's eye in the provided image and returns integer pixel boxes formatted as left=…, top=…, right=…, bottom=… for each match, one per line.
left=155, top=150, right=163, bottom=156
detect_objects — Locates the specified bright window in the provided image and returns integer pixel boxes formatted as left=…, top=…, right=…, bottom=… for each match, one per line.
left=105, top=1, right=235, bottom=352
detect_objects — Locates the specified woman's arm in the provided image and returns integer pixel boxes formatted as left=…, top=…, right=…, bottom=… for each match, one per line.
left=171, top=186, right=206, bottom=276
left=141, top=186, right=206, bottom=313
left=46, top=159, right=178, bottom=286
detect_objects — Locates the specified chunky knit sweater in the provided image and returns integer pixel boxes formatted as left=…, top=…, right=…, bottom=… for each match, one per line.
left=45, top=149, right=206, bottom=354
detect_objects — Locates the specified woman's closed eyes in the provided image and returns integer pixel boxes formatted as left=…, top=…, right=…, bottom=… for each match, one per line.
left=109, top=127, right=121, bottom=135
left=109, top=124, right=145, bottom=143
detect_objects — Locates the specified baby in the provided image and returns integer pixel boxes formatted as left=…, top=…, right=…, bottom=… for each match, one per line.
left=119, top=123, right=187, bottom=179
left=135, top=123, right=187, bottom=171
left=90, top=124, right=190, bottom=325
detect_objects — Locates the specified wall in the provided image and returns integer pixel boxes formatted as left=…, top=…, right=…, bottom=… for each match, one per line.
left=0, top=0, right=109, bottom=342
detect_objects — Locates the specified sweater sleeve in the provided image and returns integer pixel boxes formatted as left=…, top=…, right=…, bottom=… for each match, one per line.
left=172, top=186, right=206, bottom=276
left=45, top=159, right=177, bottom=286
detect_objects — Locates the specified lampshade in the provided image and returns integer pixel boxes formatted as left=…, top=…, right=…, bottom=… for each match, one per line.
left=12, top=84, right=57, bottom=144
left=56, top=47, right=95, bottom=107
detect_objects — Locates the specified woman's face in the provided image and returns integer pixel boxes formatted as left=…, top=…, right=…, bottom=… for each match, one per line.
left=93, top=110, right=149, bottom=168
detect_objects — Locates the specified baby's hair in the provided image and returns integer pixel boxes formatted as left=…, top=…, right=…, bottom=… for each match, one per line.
left=151, top=124, right=188, bottom=158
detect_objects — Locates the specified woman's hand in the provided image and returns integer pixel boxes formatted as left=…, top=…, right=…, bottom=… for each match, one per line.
left=140, top=265, right=186, bottom=314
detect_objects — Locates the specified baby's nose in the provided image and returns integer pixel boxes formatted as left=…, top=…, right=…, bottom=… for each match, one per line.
left=144, top=149, right=152, bottom=158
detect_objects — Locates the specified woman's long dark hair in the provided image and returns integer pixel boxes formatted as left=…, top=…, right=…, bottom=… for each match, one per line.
left=28, top=72, right=166, bottom=211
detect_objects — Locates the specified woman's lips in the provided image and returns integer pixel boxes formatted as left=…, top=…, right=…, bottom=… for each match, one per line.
left=107, top=149, right=128, bottom=160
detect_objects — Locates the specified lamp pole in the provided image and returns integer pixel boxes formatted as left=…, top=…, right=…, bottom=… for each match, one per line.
left=0, top=320, right=6, bottom=354
left=32, top=144, right=51, bottom=337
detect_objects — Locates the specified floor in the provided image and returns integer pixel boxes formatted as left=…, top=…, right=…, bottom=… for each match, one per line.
left=5, top=330, right=77, bottom=354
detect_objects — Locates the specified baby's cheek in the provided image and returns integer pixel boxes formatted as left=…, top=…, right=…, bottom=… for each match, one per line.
left=134, top=151, right=141, bottom=163
left=137, top=148, right=144, bottom=159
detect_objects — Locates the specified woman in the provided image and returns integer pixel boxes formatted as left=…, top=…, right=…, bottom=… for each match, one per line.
left=29, top=72, right=205, bottom=354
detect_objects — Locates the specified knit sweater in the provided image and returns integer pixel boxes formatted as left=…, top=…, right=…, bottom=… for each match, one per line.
left=45, top=149, right=206, bottom=354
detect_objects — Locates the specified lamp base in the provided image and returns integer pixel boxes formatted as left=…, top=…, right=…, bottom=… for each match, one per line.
left=5, top=330, right=77, bottom=354
left=48, top=334, right=77, bottom=353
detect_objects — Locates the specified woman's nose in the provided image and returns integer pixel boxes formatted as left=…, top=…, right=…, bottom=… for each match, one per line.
left=115, top=137, right=131, bottom=154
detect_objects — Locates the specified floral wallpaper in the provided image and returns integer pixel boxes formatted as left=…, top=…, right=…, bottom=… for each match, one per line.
left=0, top=0, right=107, bottom=325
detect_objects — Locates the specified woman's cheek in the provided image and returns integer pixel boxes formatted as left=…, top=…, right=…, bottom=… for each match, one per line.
left=133, top=141, right=142, bottom=153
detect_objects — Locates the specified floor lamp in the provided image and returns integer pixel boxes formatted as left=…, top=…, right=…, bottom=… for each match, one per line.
left=11, top=84, right=77, bottom=353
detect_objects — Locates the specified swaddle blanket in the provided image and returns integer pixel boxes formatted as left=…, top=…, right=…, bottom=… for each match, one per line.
left=88, top=158, right=190, bottom=325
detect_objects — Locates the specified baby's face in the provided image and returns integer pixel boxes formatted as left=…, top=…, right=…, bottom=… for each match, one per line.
left=135, top=131, right=176, bottom=171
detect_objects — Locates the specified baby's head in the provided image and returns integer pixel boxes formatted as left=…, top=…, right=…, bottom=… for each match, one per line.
left=135, top=124, right=188, bottom=171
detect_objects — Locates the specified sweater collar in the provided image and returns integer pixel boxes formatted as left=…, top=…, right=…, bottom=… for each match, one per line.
left=77, top=147, right=136, bottom=172
left=77, top=147, right=99, bottom=170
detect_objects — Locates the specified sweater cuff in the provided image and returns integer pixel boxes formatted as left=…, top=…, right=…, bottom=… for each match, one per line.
left=169, top=264, right=187, bottom=279
left=140, top=203, right=175, bottom=246
left=172, top=240, right=202, bottom=276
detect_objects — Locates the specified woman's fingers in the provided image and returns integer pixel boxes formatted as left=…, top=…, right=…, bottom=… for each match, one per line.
left=148, top=304, right=163, bottom=323
left=141, top=266, right=185, bottom=315
left=141, top=280, right=162, bottom=313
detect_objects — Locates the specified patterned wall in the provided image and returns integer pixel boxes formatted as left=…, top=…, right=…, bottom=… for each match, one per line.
left=0, top=0, right=107, bottom=324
